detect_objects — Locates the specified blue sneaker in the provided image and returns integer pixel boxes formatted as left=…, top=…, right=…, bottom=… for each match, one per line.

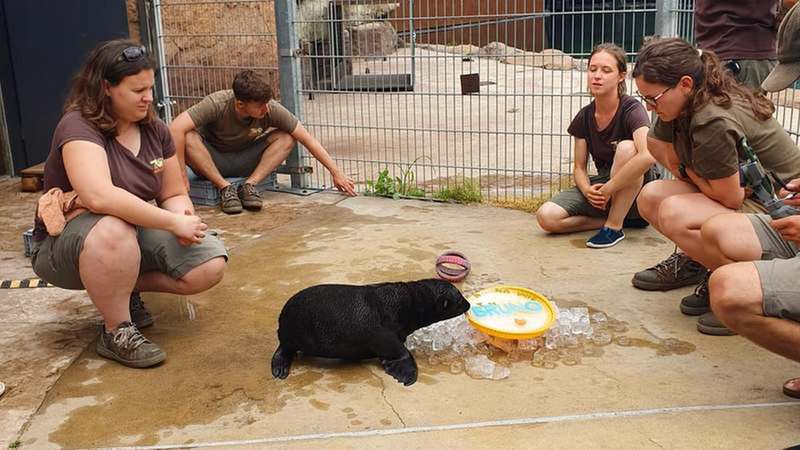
left=586, top=227, right=625, bottom=248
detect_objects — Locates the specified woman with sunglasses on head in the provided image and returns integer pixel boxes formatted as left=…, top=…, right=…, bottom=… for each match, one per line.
left=31, top=39, right=228, bottom=368
left=537, top=43, right=656, bottom=248
left=631, top=37, right=800, bottom=335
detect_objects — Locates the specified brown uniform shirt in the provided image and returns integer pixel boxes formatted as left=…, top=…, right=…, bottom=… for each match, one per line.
left=186, top=90, right=299, bottom=153
left=694, top=0, right=778, bottom=60
left=567, top=95, right=651, bottom=172
left=650, top=99, right=800, bottom=183
left=33, top=111, right=176, bottom=241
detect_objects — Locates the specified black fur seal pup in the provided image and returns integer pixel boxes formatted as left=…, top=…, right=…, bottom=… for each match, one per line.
left=271, top=278, right=470, bottom=386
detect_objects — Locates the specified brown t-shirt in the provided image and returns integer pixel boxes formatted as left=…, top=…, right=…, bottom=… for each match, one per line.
left=650, top=99, right=800, bottom=183
left=567, top=95, right=650, bottom=172
left=694, top=0, right=778, bottom=60
left=186, top=90, right=299, bottom=152
left=33, top=111, right=176, bottom=241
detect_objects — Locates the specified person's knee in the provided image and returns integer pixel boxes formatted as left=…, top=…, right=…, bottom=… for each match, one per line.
left=709, top=266, right=750, bottom=322
left=613, top=140, right=636, bottom=163
left=270, top=131, right=296, bottom=155
left=83, top=216, right=139, bottom=260
left=536, top=202, right=566, bottom=233
left=637, top=181, right=663, bottom=219
left=656, top=196, right=686, bottom=235
left=180, top=256, right=227, bottom=294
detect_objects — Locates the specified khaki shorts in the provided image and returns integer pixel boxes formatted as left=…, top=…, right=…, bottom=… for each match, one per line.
left=747, top=213, right=800, bottom=322
left=549, top=167, right=658, bottom=219
left=728, top=59, right=777, bottom=90
left=201, top=130, right=284, bottom=178
left=31, top=212, right=228, bottom=290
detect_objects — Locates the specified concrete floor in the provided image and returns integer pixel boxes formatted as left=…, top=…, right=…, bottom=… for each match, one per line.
left=1, top=186, right=799, bottom=449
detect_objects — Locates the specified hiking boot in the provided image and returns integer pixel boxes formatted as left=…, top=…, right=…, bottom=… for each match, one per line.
left=680, top=272, right=711, bottom=316
left=96, top=321, right=166, bottom=368
left=696, top=312, right=737, bottom=336
left=586, top=227, right=625, bottom=248
left=237, top=182, right=263, bottom=211
left=219, top=184, right=242, bottom=214
left=129, top=292, right=153, bottom=329
left=631, top=251, right=707, bottom=291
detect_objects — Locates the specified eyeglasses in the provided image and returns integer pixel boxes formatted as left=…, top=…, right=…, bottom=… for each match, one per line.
left=638, top=86, right=672, bottom=107
left=120, top=46, right=146, bottom=62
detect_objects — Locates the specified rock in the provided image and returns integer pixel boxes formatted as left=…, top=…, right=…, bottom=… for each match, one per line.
left=347, top=22, right=398, bottom=57
left=503, top=48, right=574, bottom=70
left=479, top=41, right=526, bottom=59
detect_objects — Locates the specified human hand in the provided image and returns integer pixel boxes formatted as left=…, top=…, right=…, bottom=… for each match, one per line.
left=170, top=211, right=208, bottom=245
left=176, top=209, right=199, bottom=246
left=770, top=215, right=800, bottom=243
left=584, top=183, right=608, bottom=210
left=332, top=171, right=357, bottom=196
left=778, top=178, right=800, bottom=208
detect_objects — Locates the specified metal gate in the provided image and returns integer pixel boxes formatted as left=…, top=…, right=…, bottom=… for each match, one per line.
left=147, top=0, right=800, bottom=202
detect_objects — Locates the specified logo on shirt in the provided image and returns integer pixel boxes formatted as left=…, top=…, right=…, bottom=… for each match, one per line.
left=149, top=157, right=165, bottom=173
left=249, top=127, right=264, bottom=139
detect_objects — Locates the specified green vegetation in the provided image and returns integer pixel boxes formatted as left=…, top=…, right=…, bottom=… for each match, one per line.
left=434, top=179, right=483, bottom=203
left=365, top=157, right=429, bottom=198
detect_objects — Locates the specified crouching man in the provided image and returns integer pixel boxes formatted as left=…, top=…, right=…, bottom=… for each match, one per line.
left=170, top=70, right=356, bottom=214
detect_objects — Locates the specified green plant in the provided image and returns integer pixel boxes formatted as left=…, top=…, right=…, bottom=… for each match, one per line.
left=434, top=179, right=483, bottom=203
left=9, top=440, right=21, bottom=449
left=365, top=156, right=430, bottom=198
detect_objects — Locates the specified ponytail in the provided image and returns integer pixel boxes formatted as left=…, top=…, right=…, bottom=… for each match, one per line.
left=693, top=50, right=774, bottom=120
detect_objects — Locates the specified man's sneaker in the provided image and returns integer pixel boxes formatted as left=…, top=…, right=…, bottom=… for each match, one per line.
left=96, top=321, right=166, bottom=368
left=220, top=184, right=242, bottom=214
left=631, top=251, right=707, bottom=291
left=237, top=182, right=263, bottom=211
left=622, top=217, right=650, bottom=229
left=129, top=292, right=154, bottom=329
left=680, top=272, right=711, bottom=316
left=696, top=312, right=737, bottom=336
left=586, top=227, right=625, bottom=248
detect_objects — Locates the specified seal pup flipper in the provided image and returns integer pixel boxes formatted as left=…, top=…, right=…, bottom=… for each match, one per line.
left=368, top=332, right=418, bottom=386
left=381, top=351, right=418, bottom=386
left=271, top=345, right=295, bottom=379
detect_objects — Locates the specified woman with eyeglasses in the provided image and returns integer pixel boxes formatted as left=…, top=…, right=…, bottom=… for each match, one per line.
left=537, top=43, right=656, bottom=248
left=631, top=37, right=800, bottom=335
left=30, top=39, right=228, bottom=368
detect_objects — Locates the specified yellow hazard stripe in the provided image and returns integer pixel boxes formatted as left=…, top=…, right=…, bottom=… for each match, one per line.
left=0, top=278, right=51, bottom=288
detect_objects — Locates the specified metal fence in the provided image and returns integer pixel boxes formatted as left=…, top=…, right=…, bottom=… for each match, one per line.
left=147, top=0, right=280, bottom=122
left=149, top=0, right=800, bottom=201
left=289, top=0, right=660, bottom=201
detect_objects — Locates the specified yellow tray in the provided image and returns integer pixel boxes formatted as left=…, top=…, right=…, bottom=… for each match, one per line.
left=466, top=285, right=557, bottom=339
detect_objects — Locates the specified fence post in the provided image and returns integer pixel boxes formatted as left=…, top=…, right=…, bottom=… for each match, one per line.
left=150, top=0, right=174, bottom=122
left=275, top=0, right=309, bottom=190
left=654, top=0, right=678, bottom=38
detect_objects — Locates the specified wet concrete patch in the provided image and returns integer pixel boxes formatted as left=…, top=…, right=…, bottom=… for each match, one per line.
left=25, top=200, right=442, bottom=447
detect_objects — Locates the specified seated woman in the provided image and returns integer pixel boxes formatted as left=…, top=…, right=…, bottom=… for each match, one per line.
left=537, top=43, right=655, bottom=249
left=31, top=39, right=228, bottom=368
left=631, top=37, right=800, bottom=335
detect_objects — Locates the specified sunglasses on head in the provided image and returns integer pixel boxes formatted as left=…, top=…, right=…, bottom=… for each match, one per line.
left=120, top=46, right=146, bottom=62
